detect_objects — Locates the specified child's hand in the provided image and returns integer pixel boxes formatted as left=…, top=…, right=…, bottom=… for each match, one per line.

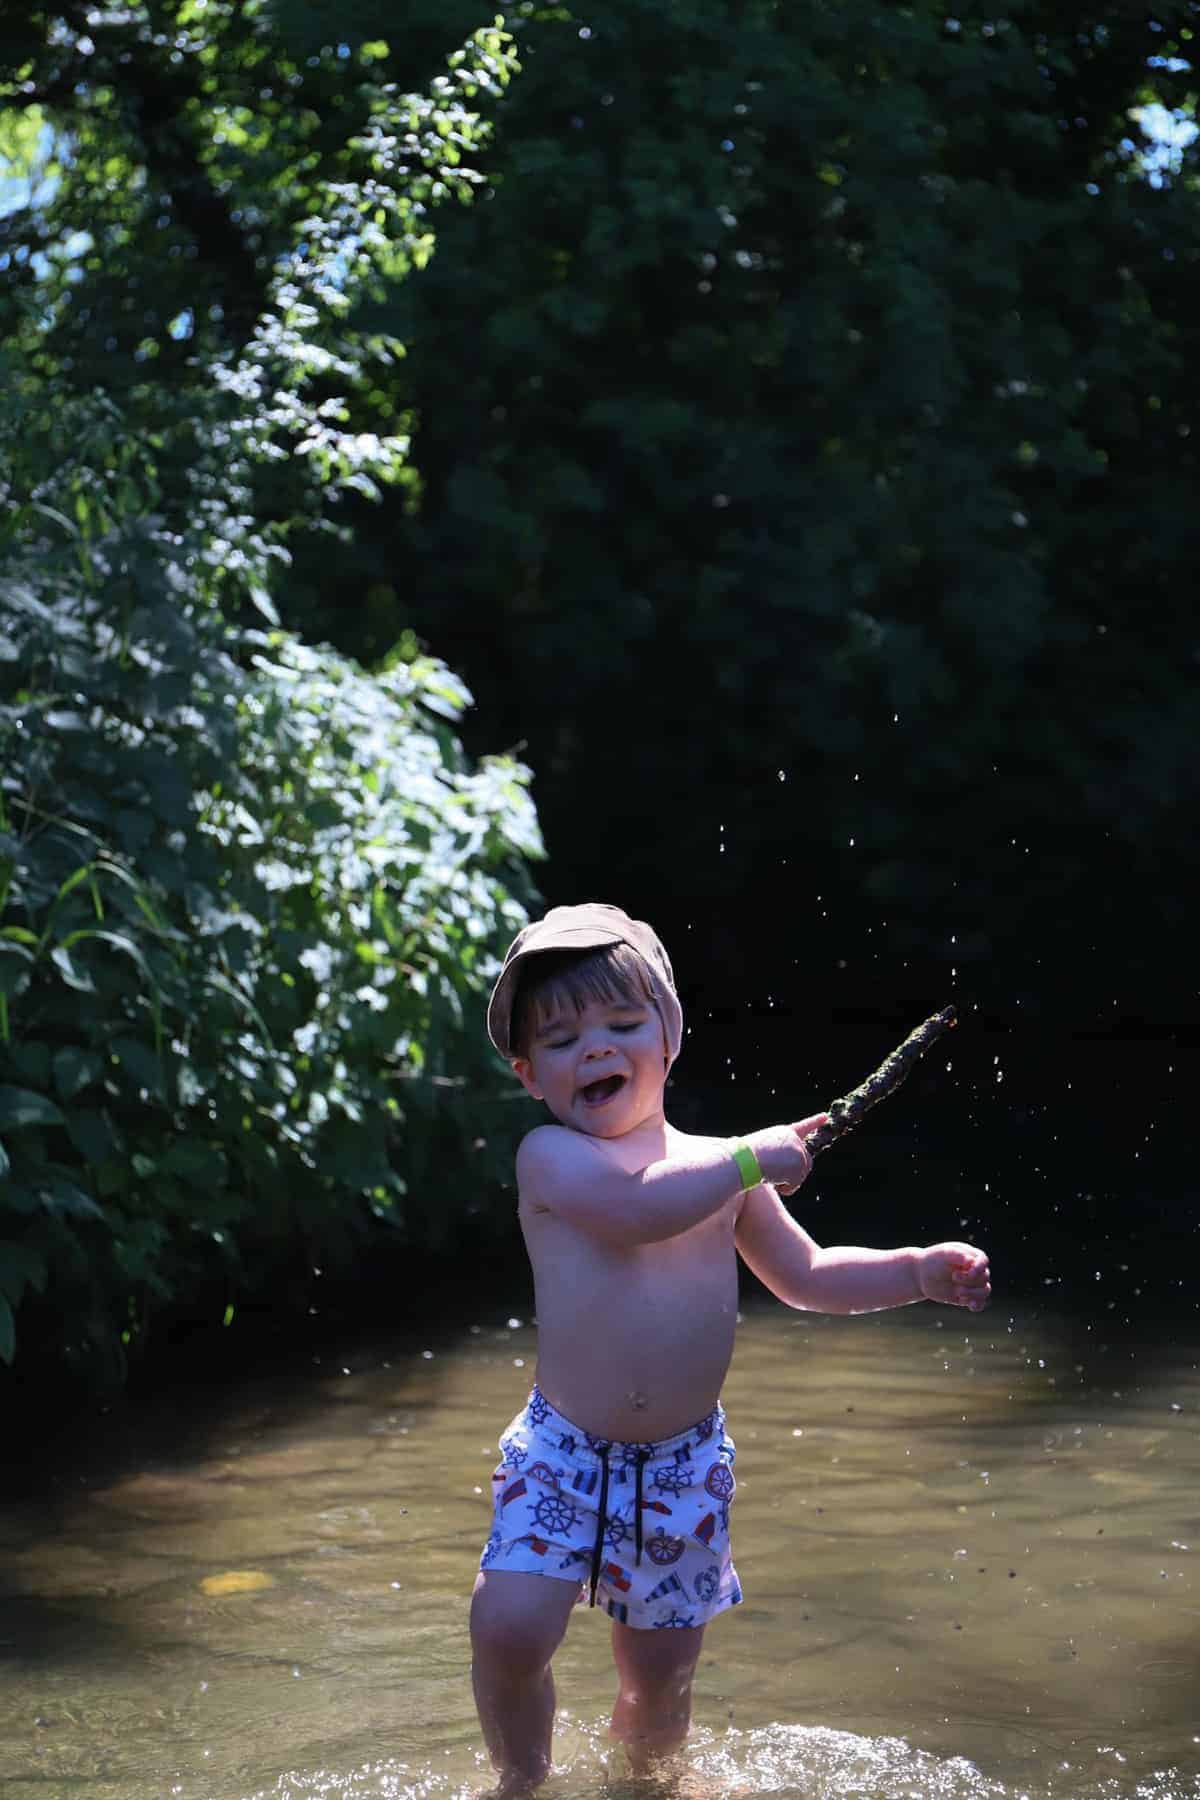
left=917, top=1243, right=991, bottom=1311
left=747, top=1115, right=832, bottom=1196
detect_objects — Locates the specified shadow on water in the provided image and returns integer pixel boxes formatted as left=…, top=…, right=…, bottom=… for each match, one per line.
left=5, top=1246, right=534, bottom=1486
left=0, top=1257, right=530, bottom=1713
left=0, top=1590, right=135, bottom=1669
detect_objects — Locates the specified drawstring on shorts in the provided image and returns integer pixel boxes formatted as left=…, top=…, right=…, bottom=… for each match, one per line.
left=588, top=1445, right=652, bottom=1608
left=633, top=1447, right=649, bottom=1566
left=587, top=1446, right=610, bottom=1607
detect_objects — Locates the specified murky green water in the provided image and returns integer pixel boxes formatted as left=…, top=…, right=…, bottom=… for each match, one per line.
left=2, top=1301, right=1199, bottom=1799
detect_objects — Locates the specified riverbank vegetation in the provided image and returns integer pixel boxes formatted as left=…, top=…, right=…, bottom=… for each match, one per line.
left=0, top=8, right=539, bottom=1383
left=2, top=0, right=1197, bottom=1394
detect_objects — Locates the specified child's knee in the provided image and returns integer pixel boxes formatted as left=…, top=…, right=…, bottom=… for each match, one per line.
left=620, top=1660, right=698, bottom=1706
left=612, top=1621, right=703, bottom=1704
left=472, top=1613, right=554, bottom=1679
left=470, top=1574, right=572, bottom=1678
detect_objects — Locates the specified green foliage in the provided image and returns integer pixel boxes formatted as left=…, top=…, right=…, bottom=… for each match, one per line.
left=0, top=555, right=538, bottom=1376
left=0, top=8, right=540, bottom=1378
left=331, top=0, right=1200, bottom=1011
left=4, top=0, right=1197, bottom=1383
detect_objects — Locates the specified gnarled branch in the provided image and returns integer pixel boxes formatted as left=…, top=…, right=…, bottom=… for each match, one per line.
left=808, top=1005, right=957, bottom=1155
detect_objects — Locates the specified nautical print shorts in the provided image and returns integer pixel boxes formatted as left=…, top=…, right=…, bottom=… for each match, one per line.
left=479, top=1386, right=742, bottom=1631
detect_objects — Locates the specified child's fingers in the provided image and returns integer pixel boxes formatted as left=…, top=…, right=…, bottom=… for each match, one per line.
left=952, top=1249, right=988, bottom=1278
left=954, top=1260, right=991, bottom=1310
left=941, top=1246, right=990, bottom=1308
left=795, top=1113, right=832, bottom=1139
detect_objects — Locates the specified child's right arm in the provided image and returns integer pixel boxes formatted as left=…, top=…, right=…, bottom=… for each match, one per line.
left=516, top=1116, right=829, bottom=1247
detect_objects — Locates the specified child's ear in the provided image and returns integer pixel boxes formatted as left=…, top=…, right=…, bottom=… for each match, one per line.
left=511, top=1057, right=543, bottom=1101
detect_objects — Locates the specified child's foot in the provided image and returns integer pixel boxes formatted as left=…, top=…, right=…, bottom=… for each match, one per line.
left=477, top=1772, right=546, bottom=1799
left=626, top=1773, right=747, bottom=1800
left=604, top=1750, right=696, bottom=1796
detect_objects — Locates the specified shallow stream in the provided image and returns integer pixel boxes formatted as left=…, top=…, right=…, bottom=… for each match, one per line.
left=2, top=1299, right=1198, bottom=1799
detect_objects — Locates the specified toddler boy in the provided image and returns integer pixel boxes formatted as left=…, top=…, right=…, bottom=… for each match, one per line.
left=471, top=902, right=990, bottom=1795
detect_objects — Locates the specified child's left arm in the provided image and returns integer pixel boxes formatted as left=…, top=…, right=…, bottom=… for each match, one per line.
left=735, top=1183, right=990, bottom=1315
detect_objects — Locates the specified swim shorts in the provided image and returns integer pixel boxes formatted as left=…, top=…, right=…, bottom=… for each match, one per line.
left=479, top=1385, right=742, bottom=1630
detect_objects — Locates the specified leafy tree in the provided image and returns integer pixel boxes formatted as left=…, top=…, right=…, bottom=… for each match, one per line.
left=331, top=0, right=1200, bottom=1034
left=0, top=7, right=541, bottom=1378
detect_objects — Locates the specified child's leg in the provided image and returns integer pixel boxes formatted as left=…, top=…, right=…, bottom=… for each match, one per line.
left=609, top=1618, right=706, bottom=1771
left=470, top=1568, right=579, bottom=1794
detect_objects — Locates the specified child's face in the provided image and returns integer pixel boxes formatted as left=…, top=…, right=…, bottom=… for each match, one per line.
left=512, top=992, right=668, bottom=1137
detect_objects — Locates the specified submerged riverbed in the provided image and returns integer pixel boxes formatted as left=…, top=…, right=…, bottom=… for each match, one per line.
left=2, top=1298, right=1198, bottom=1799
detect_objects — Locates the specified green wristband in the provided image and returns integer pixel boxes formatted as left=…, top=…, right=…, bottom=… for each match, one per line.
left=728, top=1139, right=764, bottom=1192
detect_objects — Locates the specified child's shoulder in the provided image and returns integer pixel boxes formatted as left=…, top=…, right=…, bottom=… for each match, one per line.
left=516, top=1121, right=600, bottom=1171
left=515, top=1122, right=608, bottom=1205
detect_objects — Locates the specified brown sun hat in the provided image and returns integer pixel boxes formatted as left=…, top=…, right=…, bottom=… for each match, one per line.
left=487, top=902, right=684, bottom=1065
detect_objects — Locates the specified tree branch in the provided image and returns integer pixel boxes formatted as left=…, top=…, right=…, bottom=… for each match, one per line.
left=808, top=1005, right=957, bottom=1155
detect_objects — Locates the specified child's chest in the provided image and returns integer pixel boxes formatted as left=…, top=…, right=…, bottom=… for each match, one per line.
left=548, top=1202, right=739, bottom=1320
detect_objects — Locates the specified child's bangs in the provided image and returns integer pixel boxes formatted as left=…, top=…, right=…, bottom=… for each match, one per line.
left=520, top=945, right=655, bottom=1045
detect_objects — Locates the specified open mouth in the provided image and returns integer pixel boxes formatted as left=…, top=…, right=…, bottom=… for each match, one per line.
left=579, top=1074, right=625, bottom=1107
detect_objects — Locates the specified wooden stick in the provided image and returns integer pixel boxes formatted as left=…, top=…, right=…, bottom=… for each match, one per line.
left=805, top=1005, right=957, bottom=1156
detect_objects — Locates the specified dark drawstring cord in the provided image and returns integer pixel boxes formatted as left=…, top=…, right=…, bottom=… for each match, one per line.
left=633, top=1448, right=650, bottom=1567
left=588, top=1445, right=611, bottom=1607
left=590, top=1445, right=653, bottom=1608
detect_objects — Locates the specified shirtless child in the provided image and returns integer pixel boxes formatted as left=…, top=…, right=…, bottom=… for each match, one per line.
left=471, top=903, right=990, bottom=1794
